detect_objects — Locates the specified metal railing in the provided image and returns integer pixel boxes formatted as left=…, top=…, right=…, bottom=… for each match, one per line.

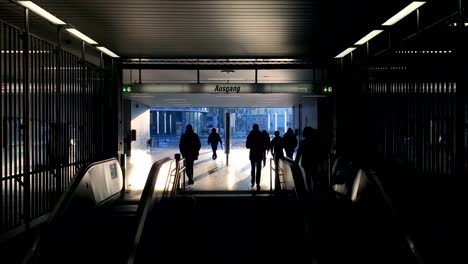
left=0, top=15, right=119, bottom=238
left=162, top=154, right=186, bottom=199
left=269, top=156, right=307, bottom=200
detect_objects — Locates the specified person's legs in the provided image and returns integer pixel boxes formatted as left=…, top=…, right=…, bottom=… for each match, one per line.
left=255, top=160, right=262, bottom=189
left=250, top=160, right=256, bottom=187
left=304, top=161, right=319, bottom=193
left=310, top=161, right=320, bottom=193
left=319, top=159, right=329, bottom=190
left=274, top=158, right=281, bottom=191
left=211, top=145, right=217, bottom=159
left=285, top=148, right=293, bottom=159
left=304, top=167, right=313, bottom=192
left=186, top=159, right=194, bottom=184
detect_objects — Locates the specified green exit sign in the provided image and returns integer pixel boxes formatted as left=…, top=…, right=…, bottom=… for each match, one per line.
left=123, top=85, right=132, bottom=93
left=322, top=86, right=333, bottom=93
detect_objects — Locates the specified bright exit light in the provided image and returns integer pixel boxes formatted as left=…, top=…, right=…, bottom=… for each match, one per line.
left=355, top=30, right=384, bottom=45
left=323, top=86, right=333, bottom=93
left=123, top=85, right=132, bottom=93
left=17, top=1, right=66, bottom=25
left=382, top=1, right=426, bottom=26
left=97, top=46, right=119, bottom=58
left=335, top=47, right=356, bottom=58
left=66, top=28, right=98, bottom=45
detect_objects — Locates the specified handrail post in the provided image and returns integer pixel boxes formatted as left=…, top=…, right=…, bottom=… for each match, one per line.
left=175, top=153, right=181, bottom=190
left=274, top=158, right=280, bottom=192
left=269, top=158, right=273, bottom=192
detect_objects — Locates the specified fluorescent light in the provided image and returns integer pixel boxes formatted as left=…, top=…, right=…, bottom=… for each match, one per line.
left=335, top=47, right=356, bottom=58
left=355, top=30, right=384, bottom=45
left=96, top=46, right=119, bottom=58
left=2, top=50, right=49, bottom=53
left=17, top=1, right=66, bottom=25
left=382, top=1, right=426, bottom=26
left=65, top=28, right=98, bottom=45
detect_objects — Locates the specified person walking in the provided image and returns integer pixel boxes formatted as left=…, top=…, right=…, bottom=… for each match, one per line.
left=246, top=124, right=265, bottom=190
left=179, top=124, right=201, bottom=185
left=261, top=130, right=271, bottom=167
left=295, top=126, right=321, bottom=193
left=283, top=128, right=298, bottom=159
left=270, top=131, right=284, bottom=191
left=207, top=127, right=222, bottom=160
left=270, top=130, right=284, bottom=162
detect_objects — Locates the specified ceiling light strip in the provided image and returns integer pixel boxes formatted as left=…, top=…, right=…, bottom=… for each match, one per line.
left=65, top=28, right=98, bottom=45
left=96, top=46, right=119, bottom=58
left=335, top=47, right=356, bottom=58
left=16, top=1, right=119, bottom=58
left=17, top=1, right=66, bottom=25
left=355, top=30, right=384, bottom=45
left=382, top=1, right=426, bottom=26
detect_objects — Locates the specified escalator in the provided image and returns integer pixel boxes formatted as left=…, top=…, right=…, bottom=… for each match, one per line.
left=130, top=157, right=424, bottom=264
left=24, top=155, right=424, bottom=264
left=23, top=157, right=173, bottom=264
left=133, top=191, right=312, bottom=263
left=130, top=157, right=312, bottom=263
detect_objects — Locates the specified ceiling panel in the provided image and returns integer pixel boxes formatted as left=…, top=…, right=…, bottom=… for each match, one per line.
left=0, top=0, right=419, bottom=64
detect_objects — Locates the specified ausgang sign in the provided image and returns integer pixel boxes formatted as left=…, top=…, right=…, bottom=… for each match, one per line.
left=213, top=85, right=240, bottom=93
left=130, top=83, right=316, bottom=94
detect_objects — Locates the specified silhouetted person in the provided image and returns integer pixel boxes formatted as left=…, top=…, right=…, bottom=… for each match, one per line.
left=147, top=138, right=153, bottom=148
left=261, top=130, right=271, bottom=167
left=283, top=128, right=297, bottom=159
left=179, top=124, right=201, bottom=185
left=246, top=124, right=264, bottom=190
left=270, top=131, right=284, bottom=191
left=295, top=126, right=321, bottom=193
left=270, top=131, right=284, bottom=162
left=207, top=127, right=222, bottom=160
left=317, top=129, right=331, bottom=190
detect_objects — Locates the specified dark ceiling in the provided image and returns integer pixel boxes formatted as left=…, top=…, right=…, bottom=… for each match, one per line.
left=0, top=0, right=447, bottom=65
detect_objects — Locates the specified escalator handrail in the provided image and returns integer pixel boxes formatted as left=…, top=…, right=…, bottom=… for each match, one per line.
left=128, top=156, right=172, bottom=264
left=24, top=157, right=121, bottom=264
left=364, top=168, right=424, bottom=264
left=278, top=156, right=308, bottom=200
left=162, top=155, right=185, bottom=199
left=171, top=156, right=185, bottom=195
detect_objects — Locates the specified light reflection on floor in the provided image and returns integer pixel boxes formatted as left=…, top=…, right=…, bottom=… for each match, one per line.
left=126, top=145, right=275, bottom=192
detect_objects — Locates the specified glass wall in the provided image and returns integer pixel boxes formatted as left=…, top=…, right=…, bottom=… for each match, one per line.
left=150, top=107, right=293, bottom=141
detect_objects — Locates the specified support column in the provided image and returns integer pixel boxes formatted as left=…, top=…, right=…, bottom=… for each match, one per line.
left=456, top=0, right=466, bottom=180
left=22, top=7, right=31, bottom=227
left=55, top=25, right=62, bottom=199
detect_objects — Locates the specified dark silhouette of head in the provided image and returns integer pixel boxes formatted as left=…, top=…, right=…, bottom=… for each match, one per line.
left=211, top=127, right=217, bottom=133
left=287, top=128, right=294, bottom=134
left=186, top=124, right=193, bottom=131
left=274, top=131, right=280, bottom=137
left=302, top=126, right=313, bottom=138
left=252, top=124, right=259, bottom=130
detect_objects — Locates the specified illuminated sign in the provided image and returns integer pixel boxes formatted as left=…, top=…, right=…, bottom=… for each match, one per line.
left=214, top=85, right=240, bottom=93
left=123, top=85, right=132, bottom=93
left=130, top=83, right=330, bottom=95
left=323, top=86, right=333, bottom=93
